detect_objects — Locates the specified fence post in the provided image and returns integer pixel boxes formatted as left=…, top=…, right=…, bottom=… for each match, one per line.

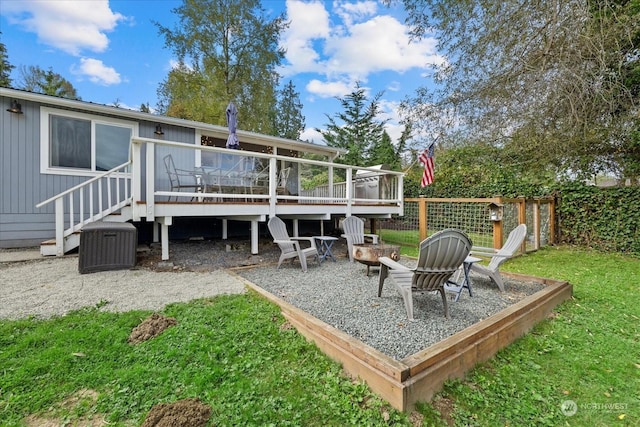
left=533, top=198, right=541, bottom=250
left=419, top=196, right=428, bottom=241
left=518, top=198, right=527, bottom=252
left=548, top=198, right=556, bottom=245
left=492, top=197, right=504, bottom=249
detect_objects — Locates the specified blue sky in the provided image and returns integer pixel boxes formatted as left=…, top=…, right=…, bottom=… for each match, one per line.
left=0, top=0, right=442, bottom=145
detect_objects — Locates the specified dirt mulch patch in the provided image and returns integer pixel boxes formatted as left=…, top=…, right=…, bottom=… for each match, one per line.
left=141, top=398, right=211, bottom=427
left=128, top=313, right=177, bottom=344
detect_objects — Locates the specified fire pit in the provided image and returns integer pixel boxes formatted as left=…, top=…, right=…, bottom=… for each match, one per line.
left=353, top=243, right=400, bottom=276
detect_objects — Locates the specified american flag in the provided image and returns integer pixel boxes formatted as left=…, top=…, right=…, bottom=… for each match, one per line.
left=419, top=143, right=435, bottom=187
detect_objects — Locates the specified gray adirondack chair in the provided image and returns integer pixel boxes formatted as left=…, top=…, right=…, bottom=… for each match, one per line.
left=378, top=229, right=472, bottom=319
left=470, top=224, right=527, bottom=291
left=341, top=216, right=380, bottom=262
left=267, top=216, right=320, bottom=272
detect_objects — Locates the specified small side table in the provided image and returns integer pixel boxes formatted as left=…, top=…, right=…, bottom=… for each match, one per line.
left=444, top=256, right=481, bottom=302
left=314, top=236, right=339, bottom=263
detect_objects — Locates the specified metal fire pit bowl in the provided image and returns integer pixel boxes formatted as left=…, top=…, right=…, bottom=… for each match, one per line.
left=353, top=243, right=400, bottom=276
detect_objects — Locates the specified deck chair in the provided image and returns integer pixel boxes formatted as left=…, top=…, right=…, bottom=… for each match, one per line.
left=277, top=167, right=291, bottom=195
left=267, top=216, right=320, bottom=272
left=163, top=154, right=201, bottom=201
left=341, top=216, right=380, bottom=262
left=378, top=229, right=472, bottom=319
left=470, top=224, right=527, bottom=291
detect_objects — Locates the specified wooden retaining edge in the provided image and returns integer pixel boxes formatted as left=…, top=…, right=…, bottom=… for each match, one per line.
left=400, top=276, right=572, bottom=410
left=239, top=272, right=573, bottom=412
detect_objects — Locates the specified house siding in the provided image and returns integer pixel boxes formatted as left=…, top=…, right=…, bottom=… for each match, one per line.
left=0, top=94, right=196, bottom=248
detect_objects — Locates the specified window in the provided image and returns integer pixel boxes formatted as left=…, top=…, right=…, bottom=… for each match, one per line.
left=41, top=107, right=138, bottom=175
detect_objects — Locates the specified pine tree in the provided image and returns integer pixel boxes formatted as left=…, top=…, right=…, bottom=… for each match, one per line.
left=274, top=80, right=305, bottom=140
left=317, top=82, right=387, bottom=167
left=0, top=34, right=15, bottom=87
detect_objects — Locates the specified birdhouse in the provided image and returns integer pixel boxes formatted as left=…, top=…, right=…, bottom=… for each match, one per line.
left=488, top=202, right=503, bottom=222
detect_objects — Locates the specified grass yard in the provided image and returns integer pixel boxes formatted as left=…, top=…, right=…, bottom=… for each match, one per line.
left=419, top=246, right=639, bottom=426
left=0, top=246, right=637, bottom=426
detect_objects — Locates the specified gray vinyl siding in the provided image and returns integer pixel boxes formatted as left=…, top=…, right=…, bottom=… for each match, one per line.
left=1, top=93, right=196, bottom=248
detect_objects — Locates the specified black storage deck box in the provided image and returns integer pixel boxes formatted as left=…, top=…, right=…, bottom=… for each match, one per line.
left=79, top=222, right=137, bottom=274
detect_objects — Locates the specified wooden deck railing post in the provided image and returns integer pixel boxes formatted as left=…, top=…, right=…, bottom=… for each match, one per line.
left=418, top=196, right=428, bottom=242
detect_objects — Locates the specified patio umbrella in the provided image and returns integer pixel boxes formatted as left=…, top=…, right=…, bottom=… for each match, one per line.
left=225, top=101, right=240, bottom=150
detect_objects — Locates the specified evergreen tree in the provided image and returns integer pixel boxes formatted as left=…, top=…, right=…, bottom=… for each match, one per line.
left=317, top=82, right=388, bottom=167
left=368, top=131, right=400, bottom=169
left=0, top=33, right=14, bottom=87
left=19, top=65, right=80, bottom=100
left=274, top=80, right=305, bottom=140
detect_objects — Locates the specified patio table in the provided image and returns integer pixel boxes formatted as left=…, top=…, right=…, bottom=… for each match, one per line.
left=444, top=255, right=482, bottom=302
left=313, top=236, right=339, bottom=263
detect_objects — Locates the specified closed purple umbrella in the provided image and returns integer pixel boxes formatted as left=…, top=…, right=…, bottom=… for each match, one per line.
left=226, top=102, right=240, bottom=149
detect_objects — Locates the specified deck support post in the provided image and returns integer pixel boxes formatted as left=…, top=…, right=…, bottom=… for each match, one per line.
left=222, top=219, right=228, bottom=239
left=251, top=220, right=259, bottom=254
left=293, top=219, right=299, bottom=237
left=157, top=216, right=172, bottom=261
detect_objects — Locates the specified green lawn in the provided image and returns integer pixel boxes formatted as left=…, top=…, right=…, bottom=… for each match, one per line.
left=0, top=246, right=638, bottom=426
left=418, top=246, right=639, bottom=426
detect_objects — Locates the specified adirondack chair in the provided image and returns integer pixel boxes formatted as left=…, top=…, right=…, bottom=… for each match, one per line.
left=470, top=224, right=527, bottom=291
left=163, top=154, right=201, bottom=201
left=378, top=229, right=472, bottom=319
left=277, top=167, right=291, bottom=195
left=341, top=216, right=380, bottom=262
left=267, top=216, right=320, bottom=272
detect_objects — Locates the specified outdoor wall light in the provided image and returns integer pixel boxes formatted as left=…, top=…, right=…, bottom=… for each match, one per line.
left=7, top=100, right=23, bottom=114
left=154, top=124, right=164, bottom=135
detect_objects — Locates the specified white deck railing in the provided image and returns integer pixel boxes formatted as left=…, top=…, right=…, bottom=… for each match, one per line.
left=130, top=137, right=403, bottom=220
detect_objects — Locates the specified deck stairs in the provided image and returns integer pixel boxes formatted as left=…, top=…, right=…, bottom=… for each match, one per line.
left=36, top=161, right=133, bottom=257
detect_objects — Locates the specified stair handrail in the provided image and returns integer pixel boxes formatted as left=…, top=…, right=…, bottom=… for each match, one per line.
left=36, top=161, right=133, bottom=256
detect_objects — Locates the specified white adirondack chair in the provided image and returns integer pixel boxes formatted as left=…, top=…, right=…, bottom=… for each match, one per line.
left=470, top=224, right=527, bottom=291
left=341, top=216, right=380, bottom=262
left=267, top=216, right=320, bottom=272
left=377, top=228, right=472, bottom=319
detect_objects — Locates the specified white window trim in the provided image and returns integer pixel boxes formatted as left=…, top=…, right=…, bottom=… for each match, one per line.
left=40, top=106, right=139, bottom=177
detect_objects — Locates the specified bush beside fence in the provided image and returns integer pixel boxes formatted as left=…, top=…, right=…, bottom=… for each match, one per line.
left=370, top=183, right=638, bottom=257
left=555, top=183, right=640, bottom=255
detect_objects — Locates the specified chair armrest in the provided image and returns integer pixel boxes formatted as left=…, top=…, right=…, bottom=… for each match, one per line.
left=291, top=237, right=316, bottom=248
left=471, top=250, right=511, bottom=259
left=273, top=239, right=299, bottom=247
left=378, top=256, right=411, bottom=271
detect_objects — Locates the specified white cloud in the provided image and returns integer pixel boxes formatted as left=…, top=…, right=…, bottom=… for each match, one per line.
left=387, top=81, right=401, bottom=92
left=323, top=15, right=443, bottom=77
left=306, top=79, right=354, bottom=98
left=72, top=58, right=122, bottom=86
left=300, top=127, right=325, bottom=144
left=281, top=0, right=444, bottom=97
left=2, top=0, right=126, bottom=55
left=280, top=0, right=331, bottom=76
left=333, top=0, right=378, bottom=27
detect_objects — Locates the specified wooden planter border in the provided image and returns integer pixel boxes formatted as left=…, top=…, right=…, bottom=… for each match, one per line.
left=241, top=272, right=572, bottom=412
